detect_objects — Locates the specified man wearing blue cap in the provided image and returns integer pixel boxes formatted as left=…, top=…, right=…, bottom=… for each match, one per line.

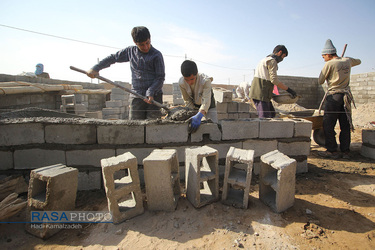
left=318, top=39, right=361, bottom=159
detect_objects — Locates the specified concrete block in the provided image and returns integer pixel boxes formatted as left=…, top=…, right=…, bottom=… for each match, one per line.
left=228, top=113, right=239, bottom=119
left=362, top=129, right=375, bottom=145
left=0, top=123, right=44, bottom=146
left=191, top=123, right=221, bottom=142
left=45, top=124, right=96, bottom=144
left=14, top=149, right=66, bottom=170
left=185, top=146, right=219, bottom=208
left=216, top=102, right=228, bottom=113
left=259, top=150, right=296, bottom=213
left=222, top=147, right=254, bottom=208
left=101, top=152, right=144, bottom=223
left=220, top=119, right=259, bottom=140
left=85, top=111, right=103, bottom=119
left=143, top=149, right=180, bottom=211
left=243, top=139, right=278, bottom=158
left=162, top=145, right=189, bottom=163
left=238, top=113, right=251, bottom=119
left=227, top=102, right=238, bottom=113
left=292, top=119, right=313, bottom=137
left=0, top=151, right=13, bottom=170
left=238, top=102, right=250, bottom=112
left=98, top=125, right=144, bottom=145
left=78, top=170, right=102, bottom=190
left=361, top=145, right=375, bottom=160
left=146, top=123, right=188, bottom=144
left=206, top=142, right=242, bottom=160
left=217, top=113, right=228, bottom=120
left=213, top=87, right=232, bottom=103
left=106, top=100, right=125, bottom=108
left=66, top=149, right=115, bottom=167
left=26, top=164, right=78, bottom=239
left=278, top=141, right=311, bottom=156
left=117, top=147, right=155, bottom=165
left=259, top=119, right=294, bottom=139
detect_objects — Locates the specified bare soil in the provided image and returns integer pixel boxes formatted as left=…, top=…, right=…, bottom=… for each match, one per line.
left=0, top=103, right=374, bottom=249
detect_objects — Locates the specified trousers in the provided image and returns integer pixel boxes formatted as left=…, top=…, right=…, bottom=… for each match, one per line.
left=323, top=93, right=351, bottom=152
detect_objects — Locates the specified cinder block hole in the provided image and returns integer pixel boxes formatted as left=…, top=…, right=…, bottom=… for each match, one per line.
left=262, top=165, right=277, bottom=189
left=30, top=178, right=47, bottom=202
left=261, top=185, right=276, bottom=208
left=114, top=169, right=132, bottom=190
left=118, top=192, right=137, bottom=212
left=232, top=162, right=247, bottom=171
left=200, top=180, right=215, bottom=202
left=226, top=187, right=245, bottom=207
left=199, top=155, right=216, bottom=174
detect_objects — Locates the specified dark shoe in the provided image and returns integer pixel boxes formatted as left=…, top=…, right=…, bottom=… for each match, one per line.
left=342, top=152, right=351, bottom=160
left=318, top=150, right=341, bottom=159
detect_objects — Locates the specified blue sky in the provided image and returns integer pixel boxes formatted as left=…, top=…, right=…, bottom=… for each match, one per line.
left=0, top=0, right=374, bottom=85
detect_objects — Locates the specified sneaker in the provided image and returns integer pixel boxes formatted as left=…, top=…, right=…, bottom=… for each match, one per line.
left=318, top=150, right=341, bottom=159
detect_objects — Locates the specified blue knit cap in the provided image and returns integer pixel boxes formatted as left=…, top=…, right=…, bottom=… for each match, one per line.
left=322, top=39, right=336, bottom=55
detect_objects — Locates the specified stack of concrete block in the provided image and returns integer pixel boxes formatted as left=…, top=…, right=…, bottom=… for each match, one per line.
left=25, top=164, right=78, bottom=239
left=222, top=147, right=254, bottom=208
left=259, top=150, right=296, bottom=213
left=185, top=146, right=219, bottom=208
left=361, top=129, right=375, bottom=159
left=101, top=152, right=144, bottom=224
left=74, top=93, right=89, bottom=116
left=143, top=149, right=180, bottom=211
left=213, top=87, right=257, bottom=119
left=172, top=82, right=184, bottom=105
left=102, top=82, right=130, bottom=120
left=60, top=94, right=89, bottom=116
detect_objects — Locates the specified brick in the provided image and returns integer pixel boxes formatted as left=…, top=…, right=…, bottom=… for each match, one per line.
left=98, top=125, right=144, bottom=145
left=185, top=146, right=219, bottom=208
left=191, top=123, right=221, bottom=142
left=259, top=150, right=296, bottom=213
left=0, top=123, right=44, bottom=146
left=78, top=170, right=102, bottom=190
left=0, top=151, right=13, bottom=170
left=361, top=145, right=375, bottom=160
left=213, top=87, right=232, bottom=103
left=101, top=152, right=144, bottom=223
left=362, top=129, right=375, bottom=145
left=242, top=139, right=278, bottom=157
left=278, top=141, right=311, bottom=156
left=14, top=149, right=66, bottom=169
left=146, top=123, right=188, bottom=144
left=45, top=124, right=96, bottom=144
left=117, top=147, right=155, bottom=165
left=143, top=149, right=180, bottom=211
left=66, top=149, right=115, bottom=167
left=222, top=147, right=254, bottom=208
left=292, top=119, right=313, bottom=137
left=26, top=164, right=78, bottom=239
left=259, top=119, right=294, bottom=138
left=220, top=119, right=259, bottom=140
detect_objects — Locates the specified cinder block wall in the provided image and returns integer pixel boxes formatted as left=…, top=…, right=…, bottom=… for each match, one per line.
left=350, top=72, right=375, bottom=105
left=0, top=118, right=312, bottom=190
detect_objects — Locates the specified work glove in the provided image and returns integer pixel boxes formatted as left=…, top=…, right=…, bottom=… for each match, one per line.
left=86, top=69, right=99, bottom=78
left=286, top=88, right=297, bottom=98
left=189, top=112, right=204, bottom=133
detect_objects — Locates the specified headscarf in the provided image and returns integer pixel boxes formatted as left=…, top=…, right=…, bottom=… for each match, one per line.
left=35, top=63, right=44, bottom=75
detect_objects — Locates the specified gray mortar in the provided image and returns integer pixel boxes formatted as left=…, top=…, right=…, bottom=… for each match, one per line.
left=0, top=107, right=190, bottom=125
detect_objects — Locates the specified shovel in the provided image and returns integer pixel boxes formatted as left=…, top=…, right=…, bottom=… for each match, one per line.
left=70, top=66, right=170, bottom=112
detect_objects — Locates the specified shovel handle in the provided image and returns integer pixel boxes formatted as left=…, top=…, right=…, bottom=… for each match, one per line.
left=69, top=66, right=169, bottom=111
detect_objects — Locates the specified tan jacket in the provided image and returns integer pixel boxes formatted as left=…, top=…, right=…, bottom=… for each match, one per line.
left=318, top=57, right=361, bottom=93
left=178, top=73, right=213, bottom=113
left=249, top=56, right=279, bottom=102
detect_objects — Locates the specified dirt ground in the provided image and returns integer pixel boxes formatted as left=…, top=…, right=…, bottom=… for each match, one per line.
left=0, top=103, right=374, bottom=250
